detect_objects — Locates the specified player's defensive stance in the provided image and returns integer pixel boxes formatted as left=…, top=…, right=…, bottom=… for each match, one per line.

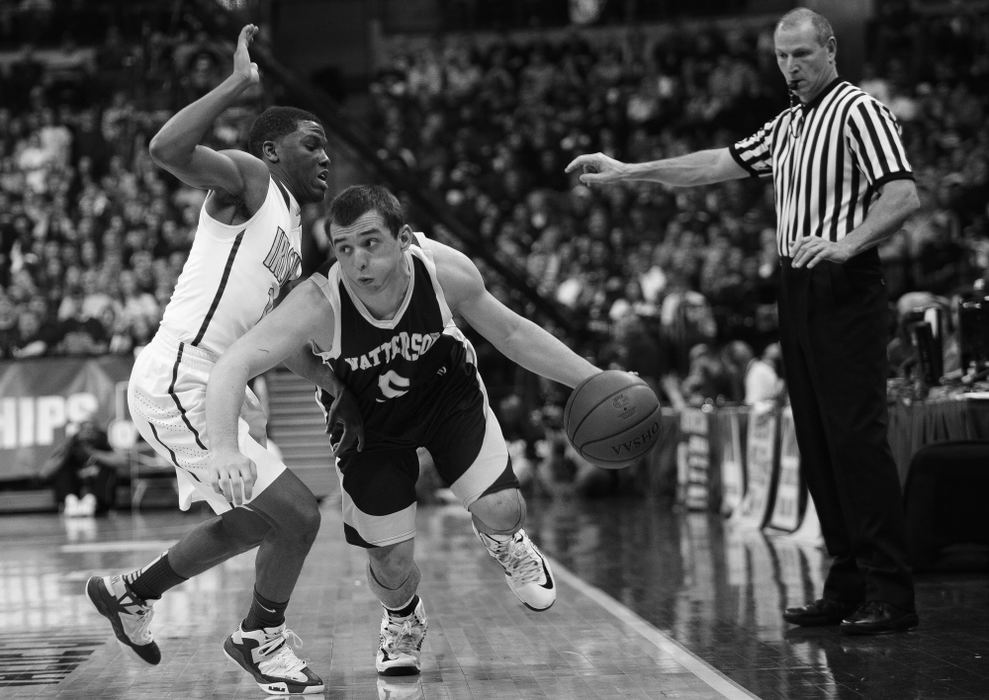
left=85, top=25, right=348, bottom=695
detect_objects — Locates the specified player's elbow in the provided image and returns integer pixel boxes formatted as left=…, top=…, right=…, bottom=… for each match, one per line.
left=148, top=132, right=187, bottom=168
left=148, top=133, right=169, bottom=164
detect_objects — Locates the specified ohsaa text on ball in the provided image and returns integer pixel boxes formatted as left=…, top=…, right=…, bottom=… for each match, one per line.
left=608, top=420, right=660, bottom=458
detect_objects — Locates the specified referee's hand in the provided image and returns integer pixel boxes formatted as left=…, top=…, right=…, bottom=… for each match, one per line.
left=790, top=236, right=851, bottom=268
left=564, top=152, right=627, bottom=185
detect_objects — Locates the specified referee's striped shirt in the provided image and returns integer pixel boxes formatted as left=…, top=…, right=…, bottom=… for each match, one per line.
left=729, top=78, right=913, bottom=258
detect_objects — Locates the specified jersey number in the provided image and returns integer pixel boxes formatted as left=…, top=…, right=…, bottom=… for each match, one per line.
left=376, top=370, right=410, bottom=402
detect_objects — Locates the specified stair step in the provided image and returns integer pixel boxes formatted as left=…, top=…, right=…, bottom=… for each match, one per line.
left=265, top=367, right=342, bottom=501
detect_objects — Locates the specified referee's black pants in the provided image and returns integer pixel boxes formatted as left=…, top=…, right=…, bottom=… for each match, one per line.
left=778, top=250, right=914, bottom=611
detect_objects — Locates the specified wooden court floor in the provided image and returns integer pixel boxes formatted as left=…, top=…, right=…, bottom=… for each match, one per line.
left=1, top=494, right=987, bottom=699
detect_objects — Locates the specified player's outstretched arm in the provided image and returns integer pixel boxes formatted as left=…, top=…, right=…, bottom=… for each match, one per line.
left=429, top=241, right=599, bottom=389
left=205, top=280, right=333, bottom=504
left=149, top=24, right=266, bottom=195
left=564, top=148, right=747, bottom=187
left=207, top=279, right=332, bottom=453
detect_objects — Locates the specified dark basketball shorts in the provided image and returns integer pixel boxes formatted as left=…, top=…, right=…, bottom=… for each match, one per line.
left=335, top=403, right=519, bottom=548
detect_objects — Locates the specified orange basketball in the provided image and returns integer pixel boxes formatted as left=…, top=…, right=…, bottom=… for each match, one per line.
left=564, top=371, right=662, bottom=469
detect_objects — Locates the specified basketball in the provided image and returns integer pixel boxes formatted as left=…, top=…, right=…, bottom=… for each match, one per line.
left=564, top=371, right=662, bottom=469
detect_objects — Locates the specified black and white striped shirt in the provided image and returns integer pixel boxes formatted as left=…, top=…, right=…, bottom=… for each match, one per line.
left=730, top=78, right=913, bottom=258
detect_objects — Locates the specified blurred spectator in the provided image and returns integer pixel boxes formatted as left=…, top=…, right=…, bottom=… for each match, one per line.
left=117, top=269, right=160, bottom=327
left=744, top=342, right=784, bottom=404
left=720, top=340, right=754, bottom=404
left=38, top=419, right=126, bottom=516
left=497, top=394, right=548, bottom=498
left=681, top=343, right=732, bottom=406
left=11, top=307, right=55, bottom=358
left=53, top=304, right=108, bottom=355
left=0, top=295, right=19, bottom=358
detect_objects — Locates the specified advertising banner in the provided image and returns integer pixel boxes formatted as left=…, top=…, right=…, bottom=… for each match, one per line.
left=677, top=406, right=713, bottom=511
left=718, top=407, right=746, bottom=517
left=765, top=405, right=802, bottom=533
left=731, top=401, right=779, bottom=528
left=0, top=356, right=133, bottom=481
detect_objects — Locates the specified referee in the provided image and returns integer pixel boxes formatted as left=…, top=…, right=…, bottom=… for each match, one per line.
left=566, top=7, right=920, bottom=635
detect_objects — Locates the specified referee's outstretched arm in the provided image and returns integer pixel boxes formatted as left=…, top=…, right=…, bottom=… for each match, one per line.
left=564, top=148, right=748, bottom=188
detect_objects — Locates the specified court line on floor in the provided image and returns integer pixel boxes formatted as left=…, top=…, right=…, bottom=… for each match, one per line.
left=59, top=540, right=178, bottom=553
left=550, top=557, right=759, bottom=700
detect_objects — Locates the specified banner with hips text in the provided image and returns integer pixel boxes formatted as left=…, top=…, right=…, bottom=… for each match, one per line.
left=0, top=356, right=133, bottom=481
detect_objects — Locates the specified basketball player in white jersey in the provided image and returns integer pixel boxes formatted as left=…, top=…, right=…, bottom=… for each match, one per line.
left=204, top=185, right=603, bottom=676
left=85, top=25, right=353, bottom=695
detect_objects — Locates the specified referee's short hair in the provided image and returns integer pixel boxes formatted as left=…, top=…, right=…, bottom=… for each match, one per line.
left=776, top=8, right=835, bottom=46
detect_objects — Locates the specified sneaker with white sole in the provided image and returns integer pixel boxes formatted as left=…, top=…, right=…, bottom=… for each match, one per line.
left=85, top=575, right=160, bottom=664
left=223, top=623, right=324, bottom=695
left=223, top=623, right=324, bottom=694
left=474, top=527, right=556, bottom=611
left=376, top=599, right=428, bottom=676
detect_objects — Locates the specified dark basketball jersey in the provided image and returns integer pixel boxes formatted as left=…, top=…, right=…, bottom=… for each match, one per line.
left=310, top=237, right=488, bottom=448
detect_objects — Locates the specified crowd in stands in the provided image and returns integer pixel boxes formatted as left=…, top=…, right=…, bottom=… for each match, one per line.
left=0, top=10, right=273, bottom=361
left=368, top=5, right=989, bottom=411
left=1, top=4, right=986, bottom=449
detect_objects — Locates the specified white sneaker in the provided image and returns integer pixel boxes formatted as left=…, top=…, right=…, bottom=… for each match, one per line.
left=86, top=575, right=160, bottom=664
left=64, top=494, right=80, bottom=516
left=474, top=527, right=556, bottom=611
left=79, top=493, right=97, bottom=516
left=376, top=599, right=428, bottom=676
left=223, top=623, right=324, bottom=695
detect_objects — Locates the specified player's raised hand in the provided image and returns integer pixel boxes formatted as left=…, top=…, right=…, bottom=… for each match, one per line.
left=564, top=152, right=628, bottom=186
left=207, top=447, right=258, bottom=507
left=232, top=24, right=260, bottom=85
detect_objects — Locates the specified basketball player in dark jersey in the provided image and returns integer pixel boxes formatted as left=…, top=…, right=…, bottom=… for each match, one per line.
left=204, top=185, right=602, bottom=675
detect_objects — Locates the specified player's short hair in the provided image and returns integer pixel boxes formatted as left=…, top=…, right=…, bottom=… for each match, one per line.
left=247, top=106, right=320, bottom=157
left=776, top=8, right=835, bottom=46
left=328, top=185, right=404, bottom=237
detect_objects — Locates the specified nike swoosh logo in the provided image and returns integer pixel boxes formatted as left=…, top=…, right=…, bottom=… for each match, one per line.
left=539, top=558, right=554, bottom=590
left=259, top=604, right=277, bottom=613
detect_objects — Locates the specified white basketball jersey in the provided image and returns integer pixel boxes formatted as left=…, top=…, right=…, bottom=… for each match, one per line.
left=159, top=177, right=303, bottom=355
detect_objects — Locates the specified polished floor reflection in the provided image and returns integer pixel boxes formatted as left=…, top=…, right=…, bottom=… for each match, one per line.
left=1, top=494, right=987, bottom=698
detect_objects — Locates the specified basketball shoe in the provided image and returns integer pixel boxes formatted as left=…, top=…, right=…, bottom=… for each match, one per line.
left=474, top=527, right=556, bottom=611
left=376, top=599, right=428, bottom=676
left=223, top=623, right=324, bottom=695
left=85, top=575, right=160, bottom=664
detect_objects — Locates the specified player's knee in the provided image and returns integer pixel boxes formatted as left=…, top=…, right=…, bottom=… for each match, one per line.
left=470, top=488, right=526, bottom=536
left=288, top=496, right=321, bottom=544
left=216, top=511, right=269, bottom=551
left=368, top=541, right=416, bottom=589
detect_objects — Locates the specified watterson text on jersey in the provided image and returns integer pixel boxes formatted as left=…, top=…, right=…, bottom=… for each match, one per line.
left=343, top=331, right=442, bottom=371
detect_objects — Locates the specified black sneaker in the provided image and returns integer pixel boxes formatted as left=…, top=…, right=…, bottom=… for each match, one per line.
left=86, top=575, right=161, bottom=664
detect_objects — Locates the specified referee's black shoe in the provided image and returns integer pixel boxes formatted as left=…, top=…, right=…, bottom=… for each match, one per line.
left=783, top=598, right=859, bottom=627
left=840, top=601, right=919, bottom=635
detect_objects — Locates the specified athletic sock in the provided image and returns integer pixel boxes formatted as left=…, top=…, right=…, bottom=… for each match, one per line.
left=384, top=594, right=420, bottom=619
left=243, top=588, right=288, bottom=631
left=124, top=553, right=187, bottom=601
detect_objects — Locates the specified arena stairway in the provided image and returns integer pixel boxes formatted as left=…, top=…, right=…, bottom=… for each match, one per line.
left=264, top=367, right=339, bottom=502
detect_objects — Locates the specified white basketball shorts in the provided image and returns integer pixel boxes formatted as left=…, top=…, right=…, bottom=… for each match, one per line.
left=127, top=329, right=286, bottom=514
